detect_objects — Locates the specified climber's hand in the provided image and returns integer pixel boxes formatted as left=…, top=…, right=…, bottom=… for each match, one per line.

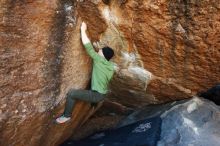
left=81, top=22, right=90, bottom=44
left=81, top=22, right=87, bottom=32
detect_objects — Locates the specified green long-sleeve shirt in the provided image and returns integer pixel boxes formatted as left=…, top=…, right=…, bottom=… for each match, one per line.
left=84, top=43, right=114, bottom=94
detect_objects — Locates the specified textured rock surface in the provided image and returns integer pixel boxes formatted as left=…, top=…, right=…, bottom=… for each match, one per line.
left=0, top=1, right=93, bottom=146
left=100, top=0, right=220, bottom=103
left=62, top=97, right=220, bottom=146
left=158, top=97, right=220, bottom=146
left=0, top=0, right=220, bottom=146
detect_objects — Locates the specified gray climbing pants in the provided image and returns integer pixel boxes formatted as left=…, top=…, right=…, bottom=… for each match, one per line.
left=63, top=89, right=105, bottom=117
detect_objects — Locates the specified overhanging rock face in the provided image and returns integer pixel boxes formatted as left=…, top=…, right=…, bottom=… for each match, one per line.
left=98, top=0, right=220, bottom=103
left=0, top=0, right=219, bottom=146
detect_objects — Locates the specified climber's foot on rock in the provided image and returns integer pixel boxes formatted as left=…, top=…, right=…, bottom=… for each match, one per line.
left=55, top=115, right=71, bottom=124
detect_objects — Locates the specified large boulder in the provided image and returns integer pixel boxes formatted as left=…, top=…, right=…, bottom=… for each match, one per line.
left=97, top=0, right=220, bottom=103
left=61, top=97, right=220, bottom=146
left=0, top=0, right=219, bottom=146
left=0, top=1, right=95, bottom=146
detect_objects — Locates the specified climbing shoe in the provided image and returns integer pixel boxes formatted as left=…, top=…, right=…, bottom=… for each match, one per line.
left=55, top=115, right=71, bottom=124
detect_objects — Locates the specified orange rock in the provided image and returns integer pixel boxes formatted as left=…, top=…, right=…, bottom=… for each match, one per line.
left=0, top=0, right=220, bottom=146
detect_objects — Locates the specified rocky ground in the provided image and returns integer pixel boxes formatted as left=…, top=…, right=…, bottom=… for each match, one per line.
left=62, top=97, right=220, bottom=146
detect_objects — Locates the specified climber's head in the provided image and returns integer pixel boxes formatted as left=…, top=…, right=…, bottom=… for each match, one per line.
left=98, top=46, right=114, bottom=61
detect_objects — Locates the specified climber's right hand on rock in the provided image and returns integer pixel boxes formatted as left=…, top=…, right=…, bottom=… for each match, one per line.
left=81, top=22, right=90, bottom=44
left=81, top=22, right=87, bottom=32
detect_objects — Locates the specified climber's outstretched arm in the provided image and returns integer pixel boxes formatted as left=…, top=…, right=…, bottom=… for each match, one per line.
left=81, top=22, right=91, bottom=44
left=81, top=22, right=100, bottom=60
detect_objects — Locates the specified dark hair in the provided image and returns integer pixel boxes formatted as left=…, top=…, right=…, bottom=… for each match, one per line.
left=102, top=47, right=114, bottom=61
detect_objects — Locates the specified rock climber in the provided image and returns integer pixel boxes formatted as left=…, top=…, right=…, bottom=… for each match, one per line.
left=56, top=22, right=115, bottom=124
